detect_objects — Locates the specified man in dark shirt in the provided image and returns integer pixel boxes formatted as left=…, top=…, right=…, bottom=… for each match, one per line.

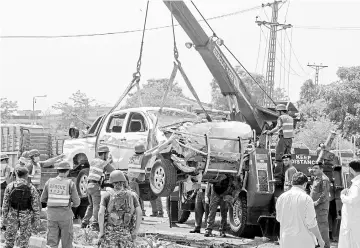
left=204, top=177, right=230, bottom=237
left=310, top=162, right=331, bottom=248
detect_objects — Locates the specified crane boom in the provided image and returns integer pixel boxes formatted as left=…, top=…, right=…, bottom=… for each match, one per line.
left=163, top=1, right=279, bottom=134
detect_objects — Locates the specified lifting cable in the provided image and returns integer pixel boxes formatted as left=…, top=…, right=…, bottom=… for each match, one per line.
left=169, top=3, right=212, bottom=122
left=190, top=1, right=276, bottom=106
left=94, top=1, right=150, bottom=154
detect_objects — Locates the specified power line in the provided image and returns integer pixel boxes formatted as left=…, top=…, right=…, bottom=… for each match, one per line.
left=255, top=28, right=262, bottom=72
left=0, top=5, right=262, bottom=39
left=293, top=25, right=360, bottom=30
left=284, top=29, right=308, bottom=75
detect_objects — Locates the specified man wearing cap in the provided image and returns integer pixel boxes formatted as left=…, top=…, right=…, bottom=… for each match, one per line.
left=27, top=149, right=65, bottom=189
left=1, top=153, right=13, bottom=207
left=82, top=147, right=115, bottom=231
left=1, top=166, right=41, bottom=248
left=283, top=154, right=298, bottom=192
left=40, top=161, right=80, bottom=248
left=98, top=170, right=142, bottom=247
left=338, top=160, right=360, bottom=247
left=310, top=162, right=331, bottom=248
left=263, top=104, right=294, bottom=164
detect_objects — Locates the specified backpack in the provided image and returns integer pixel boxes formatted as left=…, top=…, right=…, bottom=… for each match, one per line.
left=107, top=190, right=135, bottom=227
left=9, top=183, right=32, bottom=214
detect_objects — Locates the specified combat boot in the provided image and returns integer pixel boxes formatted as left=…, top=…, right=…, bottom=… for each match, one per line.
left=158, top=212, right=164, bottom=217
left=189, top=229, right=200, bottom=234
left=150, top=212, right=158, bottom=217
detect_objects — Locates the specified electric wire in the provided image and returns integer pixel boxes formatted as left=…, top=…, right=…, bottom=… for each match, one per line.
left=190, top=1, right=276, bottom=104
left=287, top=28, right=293, bottom=95
left=255, top=28, right=262, bottom=72
left=261, top=26, right=269, bottom=76
left=284, top=29, right=308, bottom=75
left=1, top=5, right=262, bottom=39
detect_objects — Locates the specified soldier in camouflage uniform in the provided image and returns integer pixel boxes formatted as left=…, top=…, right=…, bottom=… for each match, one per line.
left=1, top=166, right=40, bottom=248
left=98, top=170, right=142, bottom=248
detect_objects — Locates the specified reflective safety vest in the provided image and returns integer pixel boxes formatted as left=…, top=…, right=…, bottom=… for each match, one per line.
left=88, top=162, right=106, bottom=182
left=279, top=114, right=294, bottom=138
left=31, top=162, right=42, bottom=186
left=47, top=177, right=71, bottom=207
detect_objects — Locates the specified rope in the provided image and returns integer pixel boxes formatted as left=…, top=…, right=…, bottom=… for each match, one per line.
left=135, top=0, right=150, bottom=77
left=190, top=1, right=216, bottom=37
left=170, top=3, right=179, bottom=61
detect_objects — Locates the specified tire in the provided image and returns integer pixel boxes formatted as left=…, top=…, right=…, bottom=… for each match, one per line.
left=76, top=168, right=89, bottom=199
left=229, top=195, right=248, bottom=237
left=149, top=159, right=177, bottom=197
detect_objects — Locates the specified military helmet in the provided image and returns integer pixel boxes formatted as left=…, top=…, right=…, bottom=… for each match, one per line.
left=135, top=143, right=146, bottom=154
left=97, top=145, right=110, bottom=154
left=55, top=161, right=71, bottom=170
left=109, top=170, right=127, bottom=183
left=1, top=153, right=9, bottom=161
left=29, top=149, right=40, bottom=157
left=275, top=104, right=287, bottom=111
left=90, top=158, right=107, bottom=168
left=21, top=151, right=30, bottom=158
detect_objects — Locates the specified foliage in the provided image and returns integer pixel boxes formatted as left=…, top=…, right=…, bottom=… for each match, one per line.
left=123, top=79, right=185, bottom=109
left=298, top=99, right=327, bottom=123
left=298, top=79, right=323, bottom=105
left=210, top=66, right=288, bottom=111
left=322, top=66, right=360, bottom=136
left=0, top=98, right=18, bottom=123
left=52, top=90, right=100, bottom=130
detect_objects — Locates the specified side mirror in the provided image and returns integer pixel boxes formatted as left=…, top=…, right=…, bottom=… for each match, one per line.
left=69, top=127, right=80, bottom=139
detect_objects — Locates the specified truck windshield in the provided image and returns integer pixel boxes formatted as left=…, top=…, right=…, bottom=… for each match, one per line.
left=87, top=116, right=103, bottom=135
left=147, top=109, right=198, bottom=128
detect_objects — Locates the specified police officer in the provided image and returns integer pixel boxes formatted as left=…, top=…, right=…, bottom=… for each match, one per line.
left=205, top=177, right=230, bottom=237
left=283, top=154, right=298, bottom=192
left=1, top=166, right=41, bottom=248
left=82, top=149, right=115, bottom=231
left=98, top=170, right=142, bottom=247
left=310, top=162, right=331, bottom=248
left=40, top=161, right=80, bottom=248
left=263, top=104, right=294, bottom=163
left=1, top=153, right=13, bottom=207
left=190, top=185, right=209, bottom=234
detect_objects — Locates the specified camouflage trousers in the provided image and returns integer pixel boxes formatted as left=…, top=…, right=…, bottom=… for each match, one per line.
left=4, top=209, right=32, bottom=248
left=99, top=224, right=135, bottom=248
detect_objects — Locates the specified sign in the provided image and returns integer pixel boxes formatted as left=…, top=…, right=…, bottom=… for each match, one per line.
left=292, top=154, right=317, bottom=166
left=49, top=183, right=66, bottom=195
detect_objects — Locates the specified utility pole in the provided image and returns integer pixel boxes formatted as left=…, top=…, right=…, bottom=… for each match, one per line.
left=307, top=63, right=328, bottom=86
left=256, top=0, right=292, bottom=106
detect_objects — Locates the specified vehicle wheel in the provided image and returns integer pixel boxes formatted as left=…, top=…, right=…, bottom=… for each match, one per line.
left=76, top=168, right=89, bottom=199
left=150, top=159, right=177, bottom=197
left=229, top=195, right=248, bottom=237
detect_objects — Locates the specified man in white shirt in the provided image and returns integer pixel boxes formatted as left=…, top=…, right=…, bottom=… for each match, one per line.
left=276, top=172, right=325, bottom=248
left=338, top=159, right=360, bottom=248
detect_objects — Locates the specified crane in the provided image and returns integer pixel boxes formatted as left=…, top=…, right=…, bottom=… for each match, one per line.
left=162, top=1, right=294, bottom=135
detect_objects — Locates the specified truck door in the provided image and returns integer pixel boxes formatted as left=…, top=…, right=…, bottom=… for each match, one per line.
left=119, top=111, right=149, bottom=170
left=98, top=112, right=128, bottom=170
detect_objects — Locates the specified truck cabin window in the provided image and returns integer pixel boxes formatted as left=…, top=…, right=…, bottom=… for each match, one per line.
left=106, top=113, right=127, bottom=133
left=126, top=112, right=147, bottom=133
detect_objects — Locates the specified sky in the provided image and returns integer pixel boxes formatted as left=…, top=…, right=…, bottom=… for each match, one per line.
left=1, top=0, right=359, bottom=114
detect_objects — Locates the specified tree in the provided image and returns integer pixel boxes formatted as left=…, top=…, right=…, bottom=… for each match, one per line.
left=210, top=66, right=289, bottom=110
left=123, top=78, right=185, bottom=108
left=298, top=79, right=323, bottom=106
left=322, top=66, right=360, bottom=137
left=52, top=90, right=99, bottom=130
left=0, top=98, right=18, bottom=123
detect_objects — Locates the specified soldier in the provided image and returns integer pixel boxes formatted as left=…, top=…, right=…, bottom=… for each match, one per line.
left=263, top=104, right=294, bottom=164
left=1, top=166, right=41, bottom=248
left=189, top=185, right=209, bottom=234
left=1, top=153, right=13, bottom=207
left=27, top=149, right=65, bottom=189
left=283, top=154, right=298, bottom=192
left=310, top=162, right=331, bottom=248
left=40, top=161, right=80, bottom=248
left=98, top=170, right=142, bottom=247
left=205, top=177, right=230, bottom=237
left=82, top=148, right=115, bottom=231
